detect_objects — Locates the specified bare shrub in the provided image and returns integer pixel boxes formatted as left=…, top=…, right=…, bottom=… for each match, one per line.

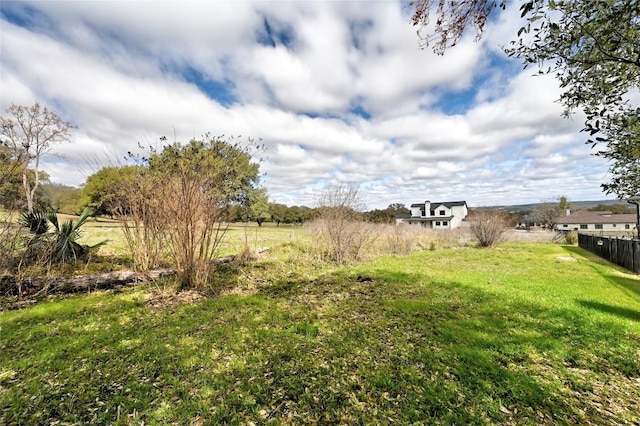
left=311, top=185, right=380, bottom=264
left=159, top=173, right=228, bottom=290
left=107, top=136, right=261, bottom=291
left=469, top=210, right=510, bottom=248
left=532, top=196, right=570, bottom=230
left=549, top=230, right=578, bottom=245
left=309, top=217, right=380, bottom=264
left=235, top=227, right=260, bottom=262
left=113, top=171, right=167, bottom=271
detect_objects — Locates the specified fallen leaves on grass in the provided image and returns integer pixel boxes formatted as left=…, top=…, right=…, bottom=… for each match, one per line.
left=145, top=289, right=203, bottom=311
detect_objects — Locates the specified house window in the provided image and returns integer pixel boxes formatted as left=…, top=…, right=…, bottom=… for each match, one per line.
left=626, top=224, right=630, bottom=229
left=595, top=224, right=603, bottom=229
left=563, top=224, right=568, bottom=228
left=430, top=210, right=435, bottom=216
left=435, top=221, right=441, bottom=226
left=613, top=224, right=616, bottom=228
left=580, top=224, right=588, bottom=229
left=439, top=210, right=446, bottom=215
left=442, top=221, right=448, bottom=226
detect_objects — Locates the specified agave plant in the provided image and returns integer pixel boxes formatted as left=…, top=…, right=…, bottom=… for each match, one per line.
left=43, top=208, right=106, bottom=263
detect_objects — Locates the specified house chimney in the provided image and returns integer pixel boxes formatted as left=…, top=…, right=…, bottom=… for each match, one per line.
left=565, top=208, right=571, bottom=216
left=425, top=200, right=431, bottom=217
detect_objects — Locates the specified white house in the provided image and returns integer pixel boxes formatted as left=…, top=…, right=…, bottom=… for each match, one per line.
left=396, top=200, right=468, bottom=229
left=555, top=210, right=636, bottom=233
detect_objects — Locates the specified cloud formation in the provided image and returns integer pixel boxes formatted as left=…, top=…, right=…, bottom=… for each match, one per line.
left=0, top=1, right=612, bottom=208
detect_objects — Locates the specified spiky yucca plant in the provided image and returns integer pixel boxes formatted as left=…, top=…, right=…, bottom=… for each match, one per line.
left=20, top=210, right=49, bottom=235
left=45, top=208, right=105, bottom=263
left=24, top=208, right=106, bottom=264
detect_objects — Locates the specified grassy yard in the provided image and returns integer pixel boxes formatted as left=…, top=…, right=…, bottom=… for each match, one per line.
left=74, top=219, right=308, bottom=258
left=1, top=241, right=639, bottom=424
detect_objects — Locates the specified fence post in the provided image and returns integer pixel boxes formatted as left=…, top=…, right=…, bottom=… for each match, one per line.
left=631, top=239, right=640, bottom=274
left=610, top=237, right=615, bottom=264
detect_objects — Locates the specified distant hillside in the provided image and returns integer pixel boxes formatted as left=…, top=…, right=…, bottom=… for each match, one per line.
left=487, top=199, right=626, bottom=214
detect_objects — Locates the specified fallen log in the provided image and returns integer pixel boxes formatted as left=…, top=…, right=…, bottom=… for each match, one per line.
left=1, top=269, right=175, bottom=297
left=1, top=247, right=270, bottom=297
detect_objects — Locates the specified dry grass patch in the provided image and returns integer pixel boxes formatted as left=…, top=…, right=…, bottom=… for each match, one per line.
left=145, top=288, right=204, bottom=311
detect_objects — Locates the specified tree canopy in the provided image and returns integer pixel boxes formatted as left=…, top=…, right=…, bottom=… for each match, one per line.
left=42, top=183, right=82, bottom=215
left=366, top=203, right=410, bottom=223
left=409, top=0, right=640, bottom=198
left=80, top=165, right=145, bottom=216
left=147, top=137, right=261, bottom=205
left=0, top=102, right=74, bottom=213
left=0, top=143, right=50, bottom=210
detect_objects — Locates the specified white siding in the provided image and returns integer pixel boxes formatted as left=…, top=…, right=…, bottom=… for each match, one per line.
left=557, top=223, right=633, bottom=231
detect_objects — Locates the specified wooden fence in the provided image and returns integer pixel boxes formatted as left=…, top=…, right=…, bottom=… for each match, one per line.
left=578, top=233, right=640, bottom=273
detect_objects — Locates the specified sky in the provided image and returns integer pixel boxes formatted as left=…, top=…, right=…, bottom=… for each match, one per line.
left=0, top=0, right=616, bottom=209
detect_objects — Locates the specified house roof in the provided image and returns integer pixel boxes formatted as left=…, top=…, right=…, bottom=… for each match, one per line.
left=410, top=201, right=467, bottom=208
left=556, top=210, right=637, bottom=225
left=435, top=201, right=467, bottom=208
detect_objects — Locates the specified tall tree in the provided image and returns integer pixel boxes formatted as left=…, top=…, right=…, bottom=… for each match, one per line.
left=269, top=202, right=288, bottom=226
left=409, top=0, right=640, bottom=198
left=247, top=188, right=270, bottom=226
left=0, top=102, right=75, bottom=213
left=534, top=196, right=570, bottom=229
left=144, top=135, right=262, bottom=290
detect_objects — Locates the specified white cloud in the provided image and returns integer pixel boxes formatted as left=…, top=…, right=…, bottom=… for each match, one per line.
left=0, top=0, right=615, bottom=208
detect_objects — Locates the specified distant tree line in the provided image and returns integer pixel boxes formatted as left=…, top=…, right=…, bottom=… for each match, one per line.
left=2, top=169, right=412, bottom=228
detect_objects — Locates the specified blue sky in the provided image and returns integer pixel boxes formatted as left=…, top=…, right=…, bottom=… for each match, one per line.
left=0, top=0, right=614, bottom=209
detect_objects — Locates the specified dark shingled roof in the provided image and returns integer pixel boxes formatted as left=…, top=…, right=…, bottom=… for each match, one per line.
left=410, top=201, right=467, bottom=208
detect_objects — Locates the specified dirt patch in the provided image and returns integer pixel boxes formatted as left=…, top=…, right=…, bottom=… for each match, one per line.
left=145, top=289, right=204, bottom=311
left=556, top=256, right=577, bottom=262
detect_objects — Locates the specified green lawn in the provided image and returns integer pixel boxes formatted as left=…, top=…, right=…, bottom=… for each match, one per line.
left=1, top=242, right=639, bottom=424
left=74, top=219, right=309, bottom=258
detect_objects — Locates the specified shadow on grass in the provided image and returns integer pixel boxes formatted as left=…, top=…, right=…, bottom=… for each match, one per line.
left=208, top=260, right=244, bottom=294
left=577, top=300, right=640, bottom=322
left=258, top=265, right=640, bottom=423
left=562, top=246, right=640, bottom=298
left=4, top=259, right=640, bottom=425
